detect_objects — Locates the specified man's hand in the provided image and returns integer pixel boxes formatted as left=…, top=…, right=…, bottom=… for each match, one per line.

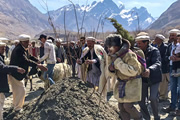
left=142, top=69, right=150, bottom=78
left=172, top=56, right=180, bottom=62
left=108, top=62, right=115, bottom=72
left=37, top=64, right=48, bottom=71
left=37, top=61, right=41, bottom=64
left=85, top=59, right=94, bottom=64
left=170, top=55, right=176, bottom=61
left=17, top=67, right=25, bottom=74
left=76, top=59, right=82, bottom=64
left=57, top=58, right=61, bottom=63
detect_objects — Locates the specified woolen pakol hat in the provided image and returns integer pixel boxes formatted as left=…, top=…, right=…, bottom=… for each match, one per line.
left=135, top=35, right=150, bottom=42
left=169, top=29, right=180, bottom=34
left=56, top=38, right=63, bottom=43
left=155, top=34, right=165, bottom=41
left=0, top=42, right=6, bottom=47
left=86, top=37, right=96, bottom=42
left=137, top=32, right=149, bottom=37
left=18, top=34, right=31, bottom=41
left=14, top=40, right=19, bottom=43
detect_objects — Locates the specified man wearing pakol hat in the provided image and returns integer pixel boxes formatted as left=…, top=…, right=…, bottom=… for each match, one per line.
left=154, top=34, right=169, bottom=102
left=163, top=29, right=180, bottom=115
left=136, top=35, right=161, bottom=120
left=9, top=34, right=47, bottom=112
left=66, top=40, right=78, bottom=77
left=8, top=40, right=19, bottom=58
left=76, top=37, right=107, bottom=97
left=55, top=38, right=66, bottom=63
left=39, top=34, right=56, bottom=87
left=29, top=40, right=39, bottom=58
left=0, top=42, right=25, bottom=120
left=105, top=34, right=143, bottom=120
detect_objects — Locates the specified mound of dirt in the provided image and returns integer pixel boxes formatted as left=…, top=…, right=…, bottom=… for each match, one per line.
left=5, top=78, right=120, bottom=120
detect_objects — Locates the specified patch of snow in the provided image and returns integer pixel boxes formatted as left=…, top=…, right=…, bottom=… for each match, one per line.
left=145, top=17, right=153, bottom=23
left=120, top=9, right=131, bottom=19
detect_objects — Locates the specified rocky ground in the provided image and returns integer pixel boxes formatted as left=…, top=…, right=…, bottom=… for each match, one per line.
left=3, top=77, right=180, bottom=120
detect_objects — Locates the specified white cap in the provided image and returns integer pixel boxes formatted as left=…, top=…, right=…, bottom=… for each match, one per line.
left=177, top=32, right=180, bottom=37
left=47, top=39, right=52, bottom=43
left=169, top=29, right=180, bottom=34
left=137, top=32, right=149, bottom=37
left=70, top=41, right=75, bottom=44
left=135, top=35, right=150, bottom=42
left=18, top=34, right=31, bottom=41
left=86, top=37, right=96, bottom=41
left=155, top=34, right=165, bottom=41
left=0, top=42, right=6, bottom=47
left=31, top=40, right=36, bottom=43
left=56, top=38, right=63, bottom=43
left=14, top=40, right=19, bottom=43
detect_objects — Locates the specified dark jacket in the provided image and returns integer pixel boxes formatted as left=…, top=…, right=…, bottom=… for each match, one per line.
left=0, top=54, right=18, bottom=93
left=143, top=45, right=162, bottom=84
left=55, top=46, right=65, bottom=63
left=81, top=49, right=100, bottom=71
left=158, top=43, right=169, bottom=73
left=10, top=44, right=38, bottom=80
left=65, top=46, right=78, bottom=65
left=165, top=43, right=172, bottom=64
left=77, top=44, right=87, bottom=58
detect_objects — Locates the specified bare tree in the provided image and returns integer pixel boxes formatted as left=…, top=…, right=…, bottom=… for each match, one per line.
left=39, top=0, right=58, bottom=38
left=95, top=10, right=109, bottom=38
left=68, top=0, right=80, bottom=39
left=80, top=0, right=89, bottom=36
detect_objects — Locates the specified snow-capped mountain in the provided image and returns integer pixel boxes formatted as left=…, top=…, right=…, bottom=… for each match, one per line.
left=48, top=0, right=155, bottom=32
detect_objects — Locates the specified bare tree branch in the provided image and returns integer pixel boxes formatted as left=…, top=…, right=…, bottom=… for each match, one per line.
left=40, top=0, right=58, bottom=38
left=68, top=0, right=80, bottom=39
left=95, top=10, right=109, bottom=38
left=80, top=0, right=89, bottom=36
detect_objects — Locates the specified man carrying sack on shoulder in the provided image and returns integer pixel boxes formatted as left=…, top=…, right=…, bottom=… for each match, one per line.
left=105, top=34, right=143, bottom=120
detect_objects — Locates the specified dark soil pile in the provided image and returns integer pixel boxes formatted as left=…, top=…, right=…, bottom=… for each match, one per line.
left=5, top=78, right=120, bottom=120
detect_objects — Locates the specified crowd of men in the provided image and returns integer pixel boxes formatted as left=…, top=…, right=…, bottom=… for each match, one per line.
left=0, top=29, right=180, bottom=120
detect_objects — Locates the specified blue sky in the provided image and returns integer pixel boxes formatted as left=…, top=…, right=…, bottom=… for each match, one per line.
left=29, top=0, right=177, bottom=18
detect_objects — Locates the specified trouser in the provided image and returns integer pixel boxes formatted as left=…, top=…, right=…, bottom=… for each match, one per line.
left=28, top=66, right=38, bottom=76
left=138, top=82, right=160, bottom=120
left=118, top=103, right=142, bottom=120
left=8, top=75, right=25, bottom=111
left=43, top=64, right=55, bottom=85
left=169, top=66, right=180, bottom=110
left=159, top=73, right=169, bottom=99
left=72, top=60, right=76, bottom=77
left=0, top=93, right=5, bottom=120
left=25, top=66, right=38, bottom=90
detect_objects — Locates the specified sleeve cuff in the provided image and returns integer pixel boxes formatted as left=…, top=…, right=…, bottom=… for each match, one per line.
left=92, top=59, right=97, bottom=63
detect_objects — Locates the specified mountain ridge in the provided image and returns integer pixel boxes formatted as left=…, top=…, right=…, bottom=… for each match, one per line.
left=149, top=0, right=180, bottom=29
left=0, top=0, right=49, bottom=38
left=47, top=0, right=155, bottom=32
